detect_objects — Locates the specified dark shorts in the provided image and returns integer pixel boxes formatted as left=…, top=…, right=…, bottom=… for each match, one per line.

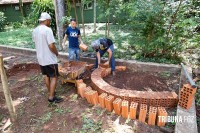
left=40, top=64, right=59, bottom=77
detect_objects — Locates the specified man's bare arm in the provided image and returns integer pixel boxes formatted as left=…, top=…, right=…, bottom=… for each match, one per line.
left=97, top=52, right=101, bottom=67
left=78, top=35, right=83, bottom=44
left=107, top=48, right=112, bottom=63
left=49, top=43, right=58, bottom=56
left=62, top=34, right=67, bottom=45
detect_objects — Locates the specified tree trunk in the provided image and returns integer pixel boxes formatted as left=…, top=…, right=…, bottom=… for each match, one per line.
left=53, top=0, right=65, bottom=50
left=93, top=0, right=97, bottom=33
left=19, top=0, right=24, bottom=18
left=73, top=0, right=79, bottom=26
left=107, top=15, right=110, bottom=37
left=105, top=0, right=110, bottom=37
left=167, top=0, right=183, bottom=37
left=0, top=54, right=16, bottom=122
left=80, top=0, right=86, bottom=39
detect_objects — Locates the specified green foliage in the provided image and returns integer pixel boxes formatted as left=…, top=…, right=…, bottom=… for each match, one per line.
left=61, top=16, right=72, bottom=25
left=65, top=0, right=71, bottom=17
left=12, top=22, right=22, bottom=29
left=195, top=83, right=200, bottom=106
left=0, top=12, right=6, bottom=31
left=97, top=0, right=199, bottom=64
left=39, top=112, right=52, bottom=124
left=28, top=0, right=56, bottom=34
left=81, top=115, right=102, bottom=132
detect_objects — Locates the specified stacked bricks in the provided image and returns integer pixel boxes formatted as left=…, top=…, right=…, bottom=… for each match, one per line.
left=98, top=93, right=108, bottom=108
left=139, top=104, right=147, bottom=123
left=113, top=98, right=122, bottom=115
left=148, top=106, right=157, bottom=125
left=91, top=67, right=179, bottom=108
left=105, top=95, right=115, bottom=112
left=130, top=102, right=138, bottom=119
left=157, top=107, right=168, bottom=126
left=167, top=92, right=178, bottom=107
left=178, top=84, right=197, bottom=109
left=121, top=100, right=129, bottom=118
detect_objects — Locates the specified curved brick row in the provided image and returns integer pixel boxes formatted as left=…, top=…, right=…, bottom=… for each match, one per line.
left=75, top=66, right=173, bottom=126
left=91, top=67, right=178, bottom=108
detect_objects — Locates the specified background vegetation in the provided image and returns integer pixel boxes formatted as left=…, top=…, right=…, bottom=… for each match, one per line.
left=0, top=0, right=199, bottom=65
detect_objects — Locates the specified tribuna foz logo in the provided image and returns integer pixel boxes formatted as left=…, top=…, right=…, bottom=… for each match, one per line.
left=158, top=115, right=195, bottom=123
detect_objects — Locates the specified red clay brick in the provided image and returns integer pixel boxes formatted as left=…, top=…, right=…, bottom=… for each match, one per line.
left=157, top=107, right=168, bottom=126
left=121, top=100, right=129, bottom=118
left=139, top=104, right=147, bottom=123
left=89, top=90, right=99, bottom=105
left=183, top=84, right=197, bottom=95
left=86, top=64, right=94, bottom=70
left=178, top=84, right=197, bottom=109
left=77, top=83, right=87, bottom=98
left=83, top=86, right=92, bottom=99
left=76, top=79, right=83, bottom=85
left=98, top=93, right=107, bottom=108
left=130, top=102, right=138, bottom=119
left=148, top=106, right=157, bottom=125
left=113, top=98, right=122, bottom=115
left=85, top=90, right=93, bottom=104
left=105, top=95, right=115, bottom=112
left=115, top=66, right=127, bottom=71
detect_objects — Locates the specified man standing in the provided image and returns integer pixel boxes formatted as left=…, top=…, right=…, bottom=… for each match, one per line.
left=32, top=12, right=63, bottom=103
left=91, top=38, right=116, bottom=76
left=62, top=18, right=83, bottom=61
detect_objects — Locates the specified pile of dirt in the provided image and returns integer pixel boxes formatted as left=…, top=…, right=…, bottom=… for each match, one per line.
left=104, top=69, right=178, bottom=92
left=6, top=63, right=40, bottom=77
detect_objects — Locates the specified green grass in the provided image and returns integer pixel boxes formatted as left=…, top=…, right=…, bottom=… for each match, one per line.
left=0, top=26, right=35, bottom=49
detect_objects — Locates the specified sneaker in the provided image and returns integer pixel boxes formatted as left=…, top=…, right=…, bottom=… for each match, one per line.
left=48, top=97, right=63, bottom=103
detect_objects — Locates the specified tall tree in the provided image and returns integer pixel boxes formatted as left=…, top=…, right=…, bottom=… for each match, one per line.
left=80, top=0, right=86, bottom=39
left=93, top=0, right=97, bottom=33
left=53, top=0, right=65, bottom=50
left=105, top=0, right=110, bottom=37
left=73, top=0, right=79, bottom=26
left=19, top=0, right=24, bottom=18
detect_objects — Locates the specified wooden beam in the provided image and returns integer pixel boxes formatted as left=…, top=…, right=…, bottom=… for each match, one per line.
left=0, top=54, right=16, bottom=122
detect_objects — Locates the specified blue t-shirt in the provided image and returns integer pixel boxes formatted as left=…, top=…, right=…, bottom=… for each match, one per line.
left=65, top=26, right=80, bottom=48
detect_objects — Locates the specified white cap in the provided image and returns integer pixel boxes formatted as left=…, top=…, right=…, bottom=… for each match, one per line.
left=39, top=12, right=51, bottom=21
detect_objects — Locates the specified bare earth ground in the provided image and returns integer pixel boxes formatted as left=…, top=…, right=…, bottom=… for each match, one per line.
left=0, top=51, right=179, bottom=133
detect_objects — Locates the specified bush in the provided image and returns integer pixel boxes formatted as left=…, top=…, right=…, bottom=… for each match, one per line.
left=0, top=12, right=6, bottom=31
left=12, top=22, right=22, bottom=29
left=28, top=0, right=56, bottom=34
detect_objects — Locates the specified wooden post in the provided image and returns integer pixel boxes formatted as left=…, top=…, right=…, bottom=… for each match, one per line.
left=0, top=54, right=16, bottom=122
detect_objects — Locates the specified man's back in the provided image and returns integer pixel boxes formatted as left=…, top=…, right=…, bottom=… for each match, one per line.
left=32, top=25, right=57, bottom=66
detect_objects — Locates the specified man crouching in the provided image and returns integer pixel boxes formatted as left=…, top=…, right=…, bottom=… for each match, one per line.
left=91, top=38, right=116, bottom=76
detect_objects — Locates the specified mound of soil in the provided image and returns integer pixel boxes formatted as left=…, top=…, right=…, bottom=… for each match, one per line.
left=104, top=69, right=179, bottom=92
left=6, top=63, right=40, bottom=77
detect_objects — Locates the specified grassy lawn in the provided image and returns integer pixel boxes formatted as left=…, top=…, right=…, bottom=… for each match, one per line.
left=0, top=26, right=35, bottom=49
